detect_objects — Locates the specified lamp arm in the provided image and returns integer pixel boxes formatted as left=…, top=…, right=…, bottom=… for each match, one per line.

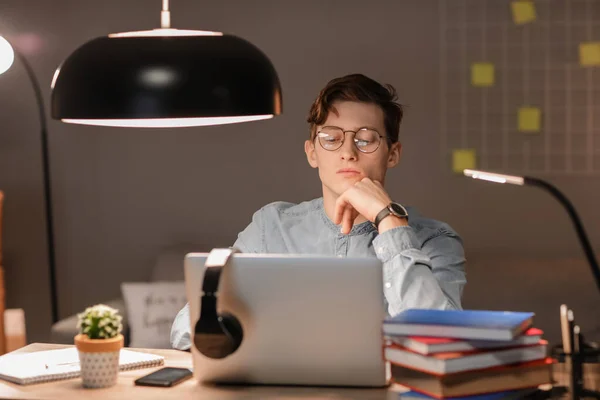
left=524, top=176, right=600, bottom=294
left=10, top=40, right=58, bottom=323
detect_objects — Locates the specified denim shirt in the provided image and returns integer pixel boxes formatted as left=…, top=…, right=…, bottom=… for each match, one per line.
left=170, top=197, right=467, bottom=350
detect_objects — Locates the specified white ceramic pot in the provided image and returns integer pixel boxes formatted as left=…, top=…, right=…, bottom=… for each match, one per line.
left=74, top=334, right=124, bottom=388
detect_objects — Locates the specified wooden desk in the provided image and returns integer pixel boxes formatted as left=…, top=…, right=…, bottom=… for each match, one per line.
left=0, top=343, right=400, bottom=400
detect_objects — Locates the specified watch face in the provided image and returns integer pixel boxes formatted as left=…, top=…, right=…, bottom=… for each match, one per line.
left=389, top=202, right=408, bottom=217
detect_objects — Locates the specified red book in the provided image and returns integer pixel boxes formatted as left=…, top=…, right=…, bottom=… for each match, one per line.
left=387, top=328, right=543, bottom=355
left=384, top=340, right=548, bottom=374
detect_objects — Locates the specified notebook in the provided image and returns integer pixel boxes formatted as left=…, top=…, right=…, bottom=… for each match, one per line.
left=383, top=309, right=534, bottom=341
left=0, top=348, right=165, bottom=385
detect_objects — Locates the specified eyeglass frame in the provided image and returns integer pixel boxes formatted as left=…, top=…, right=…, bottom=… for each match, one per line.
left=314, top=125, right=391, bottom=154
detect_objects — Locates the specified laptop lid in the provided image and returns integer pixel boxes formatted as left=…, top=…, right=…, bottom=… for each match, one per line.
left=184, top=252, right=387, bottom=387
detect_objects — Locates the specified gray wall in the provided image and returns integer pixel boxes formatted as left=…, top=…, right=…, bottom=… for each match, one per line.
left=0, top=1, right=598, bottom=344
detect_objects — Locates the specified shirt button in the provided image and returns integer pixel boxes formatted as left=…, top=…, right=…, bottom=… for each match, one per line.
left=384, top=282, right=392, bottom=289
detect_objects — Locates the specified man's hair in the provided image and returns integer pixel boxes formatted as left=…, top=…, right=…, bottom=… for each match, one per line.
left=306, top=74, right=404, bottom=144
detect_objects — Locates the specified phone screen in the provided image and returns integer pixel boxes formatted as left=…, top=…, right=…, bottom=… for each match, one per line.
left=134, top=367, right=193, bottom=387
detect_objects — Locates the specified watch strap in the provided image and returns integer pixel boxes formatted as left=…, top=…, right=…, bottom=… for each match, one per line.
left=373, top=202, right=408, bottom=229
left=374, top=207, right=393, bottom=229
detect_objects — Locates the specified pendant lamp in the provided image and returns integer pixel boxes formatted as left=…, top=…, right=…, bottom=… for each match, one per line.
left=50, top=0, right=282, bottom=128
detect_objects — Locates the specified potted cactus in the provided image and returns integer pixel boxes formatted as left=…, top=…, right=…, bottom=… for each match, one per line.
left=74, top=304, right=124, bottom=388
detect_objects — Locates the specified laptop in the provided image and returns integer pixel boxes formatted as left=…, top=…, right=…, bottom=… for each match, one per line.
left=184, top=252, right=388, bottom=387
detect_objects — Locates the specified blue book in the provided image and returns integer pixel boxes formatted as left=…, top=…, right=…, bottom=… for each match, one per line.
left=384, top=309, right=534, bottom=341
left=398, top=389, right=536, bottom=400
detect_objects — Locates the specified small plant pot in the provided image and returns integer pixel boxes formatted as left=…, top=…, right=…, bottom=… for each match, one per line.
left=74, top=333, right=124, bottom=388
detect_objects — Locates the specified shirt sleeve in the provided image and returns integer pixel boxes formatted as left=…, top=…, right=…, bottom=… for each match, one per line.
left=170, top=303, right=192, bottom=350
left=169, top=209, right=265, bottom=350
left=232, top=208, right=264, bottom=253
left=372, top=225, right=466, bottom=317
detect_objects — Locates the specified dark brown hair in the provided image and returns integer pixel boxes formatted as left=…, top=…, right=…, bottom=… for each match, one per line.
left=306, top=74, right=404, bottom=144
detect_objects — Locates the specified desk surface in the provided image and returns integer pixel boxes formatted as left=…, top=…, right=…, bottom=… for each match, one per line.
left=0, top=343, right=401, bottom=400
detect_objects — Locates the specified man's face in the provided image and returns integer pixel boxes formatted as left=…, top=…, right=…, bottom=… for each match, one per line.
left=304, top=101, right=401, bottom=199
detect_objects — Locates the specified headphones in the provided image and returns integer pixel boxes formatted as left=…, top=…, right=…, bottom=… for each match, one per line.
left=193, top=248, right=244, bottom=359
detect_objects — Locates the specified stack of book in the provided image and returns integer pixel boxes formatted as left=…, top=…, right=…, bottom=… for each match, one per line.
left=383, top=309, right=553, bottom=400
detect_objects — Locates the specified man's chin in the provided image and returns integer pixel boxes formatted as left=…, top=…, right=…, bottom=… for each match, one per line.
left=342, top=175, right=364, bottom=185
left=322, top=176, right=367, bottom=198
left=334, top=179, right=362, bottom=195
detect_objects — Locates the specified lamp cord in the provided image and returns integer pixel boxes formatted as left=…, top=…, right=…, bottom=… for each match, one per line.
left=12, top=44, right=59, bottom=324
left=524, top=176, right=600, bottom=294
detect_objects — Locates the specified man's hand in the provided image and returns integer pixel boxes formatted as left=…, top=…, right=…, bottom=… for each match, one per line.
left=333, top=178, right=408, bottom=234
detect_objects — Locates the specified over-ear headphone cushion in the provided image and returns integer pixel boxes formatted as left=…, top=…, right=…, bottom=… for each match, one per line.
left=219, top=312, right=244, bottom=352
left=194, top=311, right=244, bottom=359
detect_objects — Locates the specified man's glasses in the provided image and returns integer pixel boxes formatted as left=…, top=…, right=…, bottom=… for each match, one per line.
left=316, top=126, right=386, bottom=154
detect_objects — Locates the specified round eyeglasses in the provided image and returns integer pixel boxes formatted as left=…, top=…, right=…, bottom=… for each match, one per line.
left=316, top=126, right=386, bottom=153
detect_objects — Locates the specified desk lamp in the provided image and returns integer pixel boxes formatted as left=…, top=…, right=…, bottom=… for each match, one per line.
left=463, top=169, right=600, bottom=400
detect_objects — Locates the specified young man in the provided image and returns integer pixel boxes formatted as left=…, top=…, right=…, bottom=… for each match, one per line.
left=170, top=74, right=466, bottom=351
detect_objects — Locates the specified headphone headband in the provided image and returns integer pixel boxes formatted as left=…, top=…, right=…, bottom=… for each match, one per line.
left=194, top=247, right=244, bottom=359
left=202, top=247, right=240, bottom=294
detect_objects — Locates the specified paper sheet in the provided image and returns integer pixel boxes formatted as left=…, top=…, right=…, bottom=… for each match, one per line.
left=511, top=1, right=536, bottom=25
left=452, top=149, right=477, bottom=174
left=471, top=63, right=495, bottom=87
left=518, top=107, right=541, bottom=133
left=579, top=42, right=600, bottom=66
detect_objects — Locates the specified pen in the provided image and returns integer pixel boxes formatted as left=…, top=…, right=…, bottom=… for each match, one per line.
left=567, top=309, right=575, bottom=353
left=44, top=361, right=80, bottom=369
left=573, top=325, right=580, bottom=354
left=560, top=304, right=571, bottom=354
left=567, top=310, right=577, bottom=400
left=573, top=324, right=584, bottom=399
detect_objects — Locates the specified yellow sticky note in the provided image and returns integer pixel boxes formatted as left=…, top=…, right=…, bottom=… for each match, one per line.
left=471, top=63, right=495, bottom=87
left=518, top=107, right=541, bottom=133
left=511, top=1, right=536, bottom=25
left=579, top=42, right=600, bottom=66
left=452, top=149, right=477, bottom=174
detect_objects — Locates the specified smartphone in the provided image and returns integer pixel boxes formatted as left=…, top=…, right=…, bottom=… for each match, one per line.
left=134, top=367, right=193, bottom=387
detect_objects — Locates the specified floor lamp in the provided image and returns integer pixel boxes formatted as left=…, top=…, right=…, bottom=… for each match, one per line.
left=0, top=35, right=58, bottom=324
left=2, top=0, right=282, bottom=326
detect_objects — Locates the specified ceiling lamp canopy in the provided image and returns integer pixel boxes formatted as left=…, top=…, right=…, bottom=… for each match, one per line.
left=50, top=1, right=282, bottom=128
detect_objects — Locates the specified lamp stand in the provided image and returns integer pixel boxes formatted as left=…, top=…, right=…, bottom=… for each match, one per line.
left=463, top=170, right=600, bottom=399
left=11, top=41, right=59, bottom=324
left=522, top=179, right=600, bottom=399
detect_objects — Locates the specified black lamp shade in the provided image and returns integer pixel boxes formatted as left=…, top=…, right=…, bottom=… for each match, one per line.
left=51, top=32, right=282, bottom=127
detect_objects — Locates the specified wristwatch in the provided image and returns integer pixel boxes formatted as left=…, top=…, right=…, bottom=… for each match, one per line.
left=373, top=202, right=408, bottom=229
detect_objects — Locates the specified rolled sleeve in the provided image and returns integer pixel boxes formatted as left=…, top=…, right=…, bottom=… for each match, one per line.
left=373, top=226, right=423, bottom=262
left=373, top=225, right=466, bottom=316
